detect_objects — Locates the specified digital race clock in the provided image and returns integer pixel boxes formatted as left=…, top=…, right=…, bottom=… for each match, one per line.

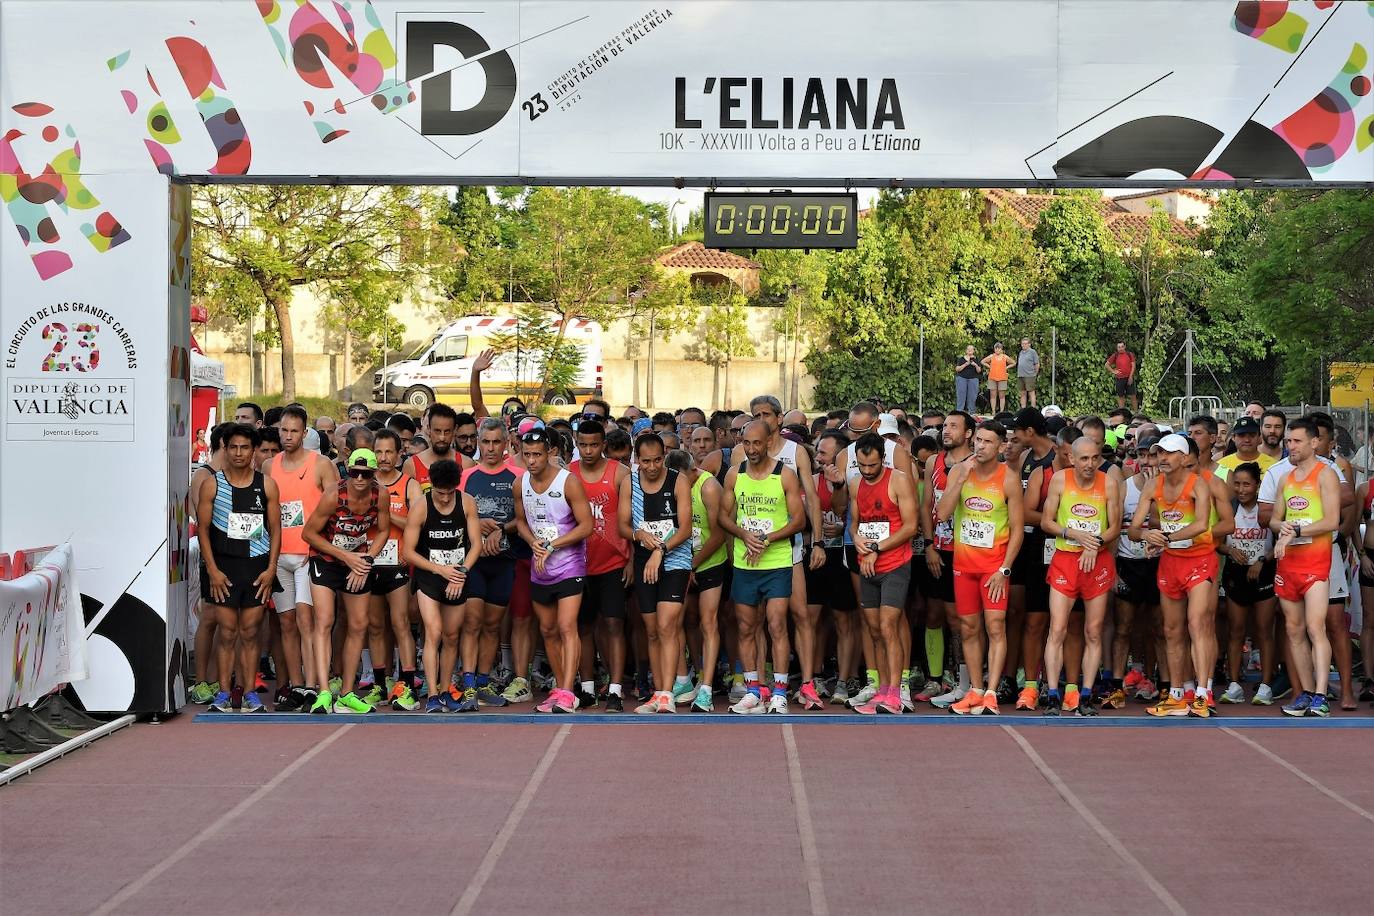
left=703, top=192, right=858, bottom=250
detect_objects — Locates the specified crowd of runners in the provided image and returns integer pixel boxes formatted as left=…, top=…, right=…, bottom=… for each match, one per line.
left=188, top=352, right=1374, bottom=719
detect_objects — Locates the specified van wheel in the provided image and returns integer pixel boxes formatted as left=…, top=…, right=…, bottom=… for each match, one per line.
left=402, top=386, right=435, bottom=409
left=546, top=389, right=573, bottom=407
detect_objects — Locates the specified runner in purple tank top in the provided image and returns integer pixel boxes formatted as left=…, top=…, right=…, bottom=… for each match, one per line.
left=513, top=428, right=593, bottom=713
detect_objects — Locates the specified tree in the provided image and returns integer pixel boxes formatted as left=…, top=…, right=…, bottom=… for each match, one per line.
left=632, top=269, right=701, bottom=406
left=685, top=285, right=756, bottom=409
left=192, top=186, right=450, bottom=401
left=495, top=188, right=662, bottom=406
left=485, top=303, right=584, bottom=405
left=756, top=248, right=830, bottom=408
left=432, top=185, right=505, bottom=319
left=320, top=273, right=406, bottom=398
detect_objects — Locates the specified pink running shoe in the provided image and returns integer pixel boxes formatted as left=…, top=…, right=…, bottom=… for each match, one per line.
left=536, top=690, right=558, bottom=713
left=552, top=688, right=576, bottom=714
left=799, top=682, right=823, bottom=710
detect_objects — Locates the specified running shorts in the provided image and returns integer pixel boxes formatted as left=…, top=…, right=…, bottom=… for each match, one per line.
left=370, top=564, right=411, bottom=596
left=200, top=554, right=272, bottom=610
left=467, top=557, right=516, bottom=608
left=580, top=568, right=629, bottom=625
left=635, top=568, right=690, bottom=610
left=953, top=565, right=1009, bottom=616
left=1155, top=551, right=1218, bottom=600
left=925, top=550, right=956, bottom=603
left=1047, top=549, right=1116, bottom=601
left=274, top=553, right=313, bottom=610
left=510, top=558, right=533, bottom=619
left=414, top=569, right=477, bottom=605
left=731, top=566, right=792, bottom=605
left=860, top=563, right=912, bottom=610
left=309, top=556, right=371, bottom=596
left=1221, top=560, right=1275, bottom=605
left=689, top=564, right=726, bottom=595
left=530, top=576, right=586, bottom=607
left=1114, top=556, right=1160, bottom=606
left=807, top=547, right=857, bottom=611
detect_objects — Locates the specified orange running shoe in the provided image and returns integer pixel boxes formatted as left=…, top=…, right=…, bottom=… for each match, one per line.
left=1103, top=687, right=1127, bottom=709
left=1015, top=685, right=1039, bottom=710
left=982, top=691, right=1000, bottom=716
left=1061, top=689, right=1081, bottom=713
left=1123, top=669, right=1144, bottom=691
left=1146, top=694, right=1190, bottom=717
left=1189, top=694, right=1211, bottom=718
left=951, top=690, right=984, bottom=716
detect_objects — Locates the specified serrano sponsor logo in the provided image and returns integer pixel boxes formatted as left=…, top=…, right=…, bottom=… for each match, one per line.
left=1070, top=503, right=1099, bottom=519
left=1286, top=496, right=1310, bottom=511
left=964, top=496, right=993, bottom=512
left=1161, top=509, right=1185, bottom=522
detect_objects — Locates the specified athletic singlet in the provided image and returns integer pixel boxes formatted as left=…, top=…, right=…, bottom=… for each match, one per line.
left=521, top=468, right=586, bottom=584
left=856, top=467, right=912, bottom=574
left=1020, top=445, right=1056, bottom=533
left=416, top=491, right=467, bottom=569
left=1227, top=501, right=1271, bottom=565
left=1154, top=472, right=1212, bottom=557
left=209, top=470, right=270, bottom=559
left=462, top=463, right=529, bottom=560
left=816, top=474, right=846, bottom=550
left=1118, top=475, right=1150, bottom=560
left=732, top=460, right=791, bottom=570
left=270, top=449, right=322, bottom=555
left=930, top=452, right=957, bottom=551
left=692, top=472, right=728, bottom=571
left=953, top=463, right=1009, bottom=573
left=714, top=446, right=733, bottom=486
left=773, top=438, right=807, bottom=559
left=375, top=470, right=412, bottom=567
left=632, top=468, right=692, bottom=572
left=314, top=480, right=379, bottom=564
left=1201, top=467, right=1221, bottom=531
left=572, top=459, right=630, bottom=575
left=842, top=440, right=897, bottom=547
left=1053, top=470, right=1108, bottom=554
left=1280, top=463, right=1331, bottom=563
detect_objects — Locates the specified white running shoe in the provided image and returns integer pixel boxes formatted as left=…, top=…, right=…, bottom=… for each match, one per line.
left=730, top=692, right=767, bottom=715
left=768, top=692, right=789, bottom=714
left=930, top=684, right=967, bottom=709
left=728, top=675, right=746, bottom=703
left=899, top=683, right=915, bottom=712
left=1219, top=681, right=1245, bottom=704
left=1251, top=683, right=1274, bottom=706
left=846, top=684, right=878, bottom=709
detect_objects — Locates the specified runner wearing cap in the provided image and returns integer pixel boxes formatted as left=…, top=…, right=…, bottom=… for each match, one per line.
left=1128, top=433, right=1216, bottom=717
left=1216, top=417, right=1276, bottom=482
left=197, top=424, right=281, bottom=713
left=1270, top=417, right=1342, bottom=717
left=1040, top=437, right=1122, bottom=716
left=302, top=447, right=392, bottom=714
left=934, top=420, right=1024, bottom=715
left=1111, top=434, right=1163, bottom=706
left=513, top=428, right=594, bottom=714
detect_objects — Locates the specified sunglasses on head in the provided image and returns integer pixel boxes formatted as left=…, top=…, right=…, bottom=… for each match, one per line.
left=347, top=467, right=375, bottom=479
left=521, top=430, right=550, bottom=444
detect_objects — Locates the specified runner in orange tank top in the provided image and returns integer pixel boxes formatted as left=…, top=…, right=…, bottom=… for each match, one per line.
left=1128, top=434, right=1215, bottom=718
left=933, top=420, right=1023, bottom=716
left=371, top=429, right=423, bottom=710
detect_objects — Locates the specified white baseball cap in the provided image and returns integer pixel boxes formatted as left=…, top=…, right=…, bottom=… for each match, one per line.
left=1042, top=404, right=1064, bottom=418
left=1157, top=433, right=1190, bottom=454
left=304, top=427, right=321, bottom=451
left=876, top=413, right=900, bottom=437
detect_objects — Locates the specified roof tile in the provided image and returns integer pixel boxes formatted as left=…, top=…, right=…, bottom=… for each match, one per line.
left=656, top=241, right=761, bottom=270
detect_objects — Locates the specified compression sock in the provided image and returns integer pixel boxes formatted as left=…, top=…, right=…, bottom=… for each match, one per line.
left=925, top=627, right=945, bottom=680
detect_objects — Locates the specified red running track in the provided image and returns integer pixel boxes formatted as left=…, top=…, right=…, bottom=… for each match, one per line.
left=3, top=715, right=1373, bottom=915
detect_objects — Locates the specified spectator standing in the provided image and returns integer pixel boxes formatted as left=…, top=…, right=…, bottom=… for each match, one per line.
left=1016, top=338, right=1040, bottom=408
left=954, top=345, right=982, bottom=414
left=982, top=342, right=1012, bottom=414
left=1106, top=341, right=1138, bottom=411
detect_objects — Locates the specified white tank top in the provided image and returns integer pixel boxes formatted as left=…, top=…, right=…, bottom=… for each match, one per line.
left=1226, top=501, right=1272, bottom=565
left=844, top=439, right=898, bottom=482
left=1118, top=475, right=1148, bottom=560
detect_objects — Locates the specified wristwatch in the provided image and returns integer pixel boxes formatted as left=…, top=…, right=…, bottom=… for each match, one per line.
left=998, top=566, right=1012, bottom=578
left=1293, top=525, right=1302, bottom=540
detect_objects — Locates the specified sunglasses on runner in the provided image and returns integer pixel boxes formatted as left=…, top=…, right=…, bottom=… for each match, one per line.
left=521, top=429, right=551, bottom=445
left=347, top=467, right=375, bottom=479
left=842, top=419, right=876, bottom=434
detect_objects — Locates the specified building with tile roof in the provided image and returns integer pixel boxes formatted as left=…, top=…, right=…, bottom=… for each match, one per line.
left=981, top=188, right=1206, bottom=249
left=655, top=241, right=761, bottom=295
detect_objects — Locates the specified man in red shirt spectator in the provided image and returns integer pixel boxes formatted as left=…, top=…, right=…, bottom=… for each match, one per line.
left=1106, top=342, right=1138, bottom=411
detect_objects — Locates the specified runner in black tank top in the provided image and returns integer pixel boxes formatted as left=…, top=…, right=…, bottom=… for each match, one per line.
left=414, top=491, right=470, bottom=603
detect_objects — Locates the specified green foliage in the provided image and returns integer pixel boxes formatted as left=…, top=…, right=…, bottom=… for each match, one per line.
left=485, top=303, right=584, bottom=398
left=433, top=186, right=505, bottom=317
left=687, top=286, right=756, bottom=367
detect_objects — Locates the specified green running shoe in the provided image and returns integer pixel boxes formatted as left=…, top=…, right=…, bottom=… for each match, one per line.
left=359, top=684, right=385, bottom=708
left=501, top=676, right=533, bottom=704
left=188, top=681, right=219, bottom=705
left=310, top=689, right=334, bottom=715
left=671, top=680, right=697, bottom=706
left=389, top=683, right=420, bottom=711
left=333, top=691, right=373, bottom=714
left=328, top=676, right=343, bottom=695
left=477, top=684, right=508, bottom=707
left=691, top=684, right=714, bottom=713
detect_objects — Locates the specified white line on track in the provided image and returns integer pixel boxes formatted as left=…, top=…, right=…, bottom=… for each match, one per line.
left=782, top=724, right=830, bottom=916
left=91, top=724, right=354, bottom=916
left=450, top=723, right=571, bottom=916
left=1003, top=725, right=1186, bottom=916
left=1220, top=726, right=1374, bottom=824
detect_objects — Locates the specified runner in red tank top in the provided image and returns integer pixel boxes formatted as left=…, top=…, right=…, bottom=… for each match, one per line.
left=569, top=418, right=632, bottom=709
left=848, top=434, right=919, bottom=715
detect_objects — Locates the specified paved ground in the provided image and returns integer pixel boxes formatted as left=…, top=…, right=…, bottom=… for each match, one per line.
left=3, top=710, right=1372, bottom=915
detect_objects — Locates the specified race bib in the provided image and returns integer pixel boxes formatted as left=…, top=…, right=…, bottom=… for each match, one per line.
left=960, top=518, right=995, bottom=549
left=691, top=526, right=704, bottom=552
left=1043, top=539, right=1056, bottom=564
left=227, top=511, right=263, bottom=541
left=1232, top=538, right=1266, bottom=565
left=640, top=519, right=675, bottom=542
left=533, top=523, right=559, bottom=543
left=1067, top=517, right=1101, bottom=538
left=742, top=516, right=774, bottom=537
left=375, top=538, right=400, bottom=566
left=332, top=533, right=364, bottom=552
left=1162, top=518, right=1192, bottom=549
left=429, top=547, right=465, bottom=567
left=281, top=500, right=304, bottom=529
left=858, top=521, right=890, bottom=543
left=1118, top=536, right=1147, bottom=561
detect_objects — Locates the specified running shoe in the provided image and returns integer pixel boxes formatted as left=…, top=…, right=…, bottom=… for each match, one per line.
left=275, top=688, right=304, bottom=713
left=914, top=679, right=944, bottom=703
left=799, top=681, right=823, bottom=710
left=768, top=692, right=789, bottom=714
left=414, top=676, right=428, bottom=698
left=328, top=676, right=343, bottom=696
left=875, top=690, right=902, bottom=715
left=635, top=680, right=653, bottom=703
left=208, top=690, right=233, bottom=713
left=1145, top=695, right=1189, bottom=717
left=847, top=683, right=878, bottom=709
left=532, top=667, right=557, bottom=693
left=1123, top=669, right=1144, bottom=693
left=189, top=681, right=219, bottom=705
left=1220, top=682, right=1245, bottom=704
left=425, top=695, right=446, bottom=714
left=1251, top=684, right=1274, bottom=706
left=254, top=672, right=268, bottom=694
left=477, top=684, right=508, bottom=707
left=273, top=684, right=292, bottom=707
left=1134, top=679, right=1160, bottom=702
left=728, top=674, right=746, bottom=703
left=671, top=681, right=697, bottom=706
left=1359, top=679, right=1374, bottom=703
left=390, top=683, right=420, bottom=711
left=491, top=664, right=514, bottom=691
left=502, top=676, right=533, bottom=704
left=604, top=693, right=624, bottom=713
left=950, top=690, right=984, bottom=716
left=1271, top=672, right=1293, bottom=701
left=242, top=693, right=267, bottom=714
left=657, top=693, right=676, bottom=714
left=635, top=695, right=659, bottom=715
left=982, top=691, right=1000, bottom=716
left=552, top=689, right=577, bottom=714
left=439, top=689, right=464, bottom=713
left=930, top=684, right=967, bottom=710
left=1281, top=691, right=1313, bottom=717
left=310, top=690, right=334, bottom=715
left=899, top=682, right=915, bottom=713
left=1076, top=697, right=1099, bottom=718
left=1307, top=694, right=1330, bottom=718
left=456, top=687, right=480, bottom=713
left=536, top=691, right=558, bottom=713
left=1188, top=694, right=1211, bottom=718
left=691, top=685, right=713, bottom=713
left=730, top=693, right=766, bottom=715
left=360, top=684, right=385, bottom=708
left=1042, top=694, right=1062, bottom=717
left=301, top=688, right=320, bottom=710
left=1061, top=689, right=1081, bottom=714
left=995, top=676, right=1016, bottom=704
left=574, top=686, right=599, bottom=711
left=853, top=694, right=882, bottom=716
left=817, top=677, right=834, bottom=699
left=1103, top=687, right=1127, bottom=709
left=829, top=679, right=850, bottom=705
left=1013, top=685, right=1038, bottom=710
left=334, top=691, right=373, bottom=714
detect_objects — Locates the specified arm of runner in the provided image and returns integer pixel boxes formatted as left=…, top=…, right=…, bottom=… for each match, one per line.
left=557, top=473, right=595, bottom=548
left=259, top=476, right=283, bottom=601
left=888, top=470, right=920, bottom=550
left=919, top=454, right=936, bottom=541
left=777, top=466, right=808, bottom=543
left=195, top=474, right=229, bottom=603
left=933, top=460, right=968, bottom=525
left=1128, top=484, right=1157, bottom=546
left=369, top=493, right=392, bottom=562
left=400, top=495, right=431, bottom=571
left=663, top=470, right=694, bottom=554
left=462, top=491, right=482, bottom=571
left=692, top=477, right=727, bottom=569
left=617, top=470, right=637, bottom=544
left=715, top=467, right=751, bottom=542
left=1039, top=470, right=1068, bottom=540
left=1003, top=465, right=1024, bottom=568
left=1208, top=474, right=1235, bottom=541
left=1257, top=465, right=1279, bottom=528
left=793, top=445, right=825, bottom=570
left=469, top=348, right=494, bottom=420
left=1102, top=473, right=1123, bottom=549
left=847, top=478, right=865, bottom=554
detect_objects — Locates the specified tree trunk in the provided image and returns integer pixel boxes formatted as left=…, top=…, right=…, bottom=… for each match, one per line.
left=270, top=290, right=296, bottom=402
left=535, top=311, right=570, bottom=409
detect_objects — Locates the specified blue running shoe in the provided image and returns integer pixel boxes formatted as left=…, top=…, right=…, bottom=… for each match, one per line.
left=1281, top=691, right=1313, bottom=717
left=458, top=687, right=480, bottom=713
left=1307, top=694, right=1330, bottom=718
left=425, top=695, right=446, bottom=714
left=208, top=690, right=233, bottom=712
left=241, top=692, right=266, bottom=714
left=440, top=689, right=464, bottom=713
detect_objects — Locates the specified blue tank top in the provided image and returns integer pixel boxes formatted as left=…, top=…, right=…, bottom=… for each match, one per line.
left=631, top=468, right=692, bottom=572
left=209, top=470, right=271, bottom=559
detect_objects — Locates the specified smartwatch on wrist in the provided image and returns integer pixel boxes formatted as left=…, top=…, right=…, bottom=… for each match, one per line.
left=998, top=566, right=1012, bottom=578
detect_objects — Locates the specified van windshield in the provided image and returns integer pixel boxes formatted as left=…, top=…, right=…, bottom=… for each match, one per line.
left=407, top=334, right=440, bottom=361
